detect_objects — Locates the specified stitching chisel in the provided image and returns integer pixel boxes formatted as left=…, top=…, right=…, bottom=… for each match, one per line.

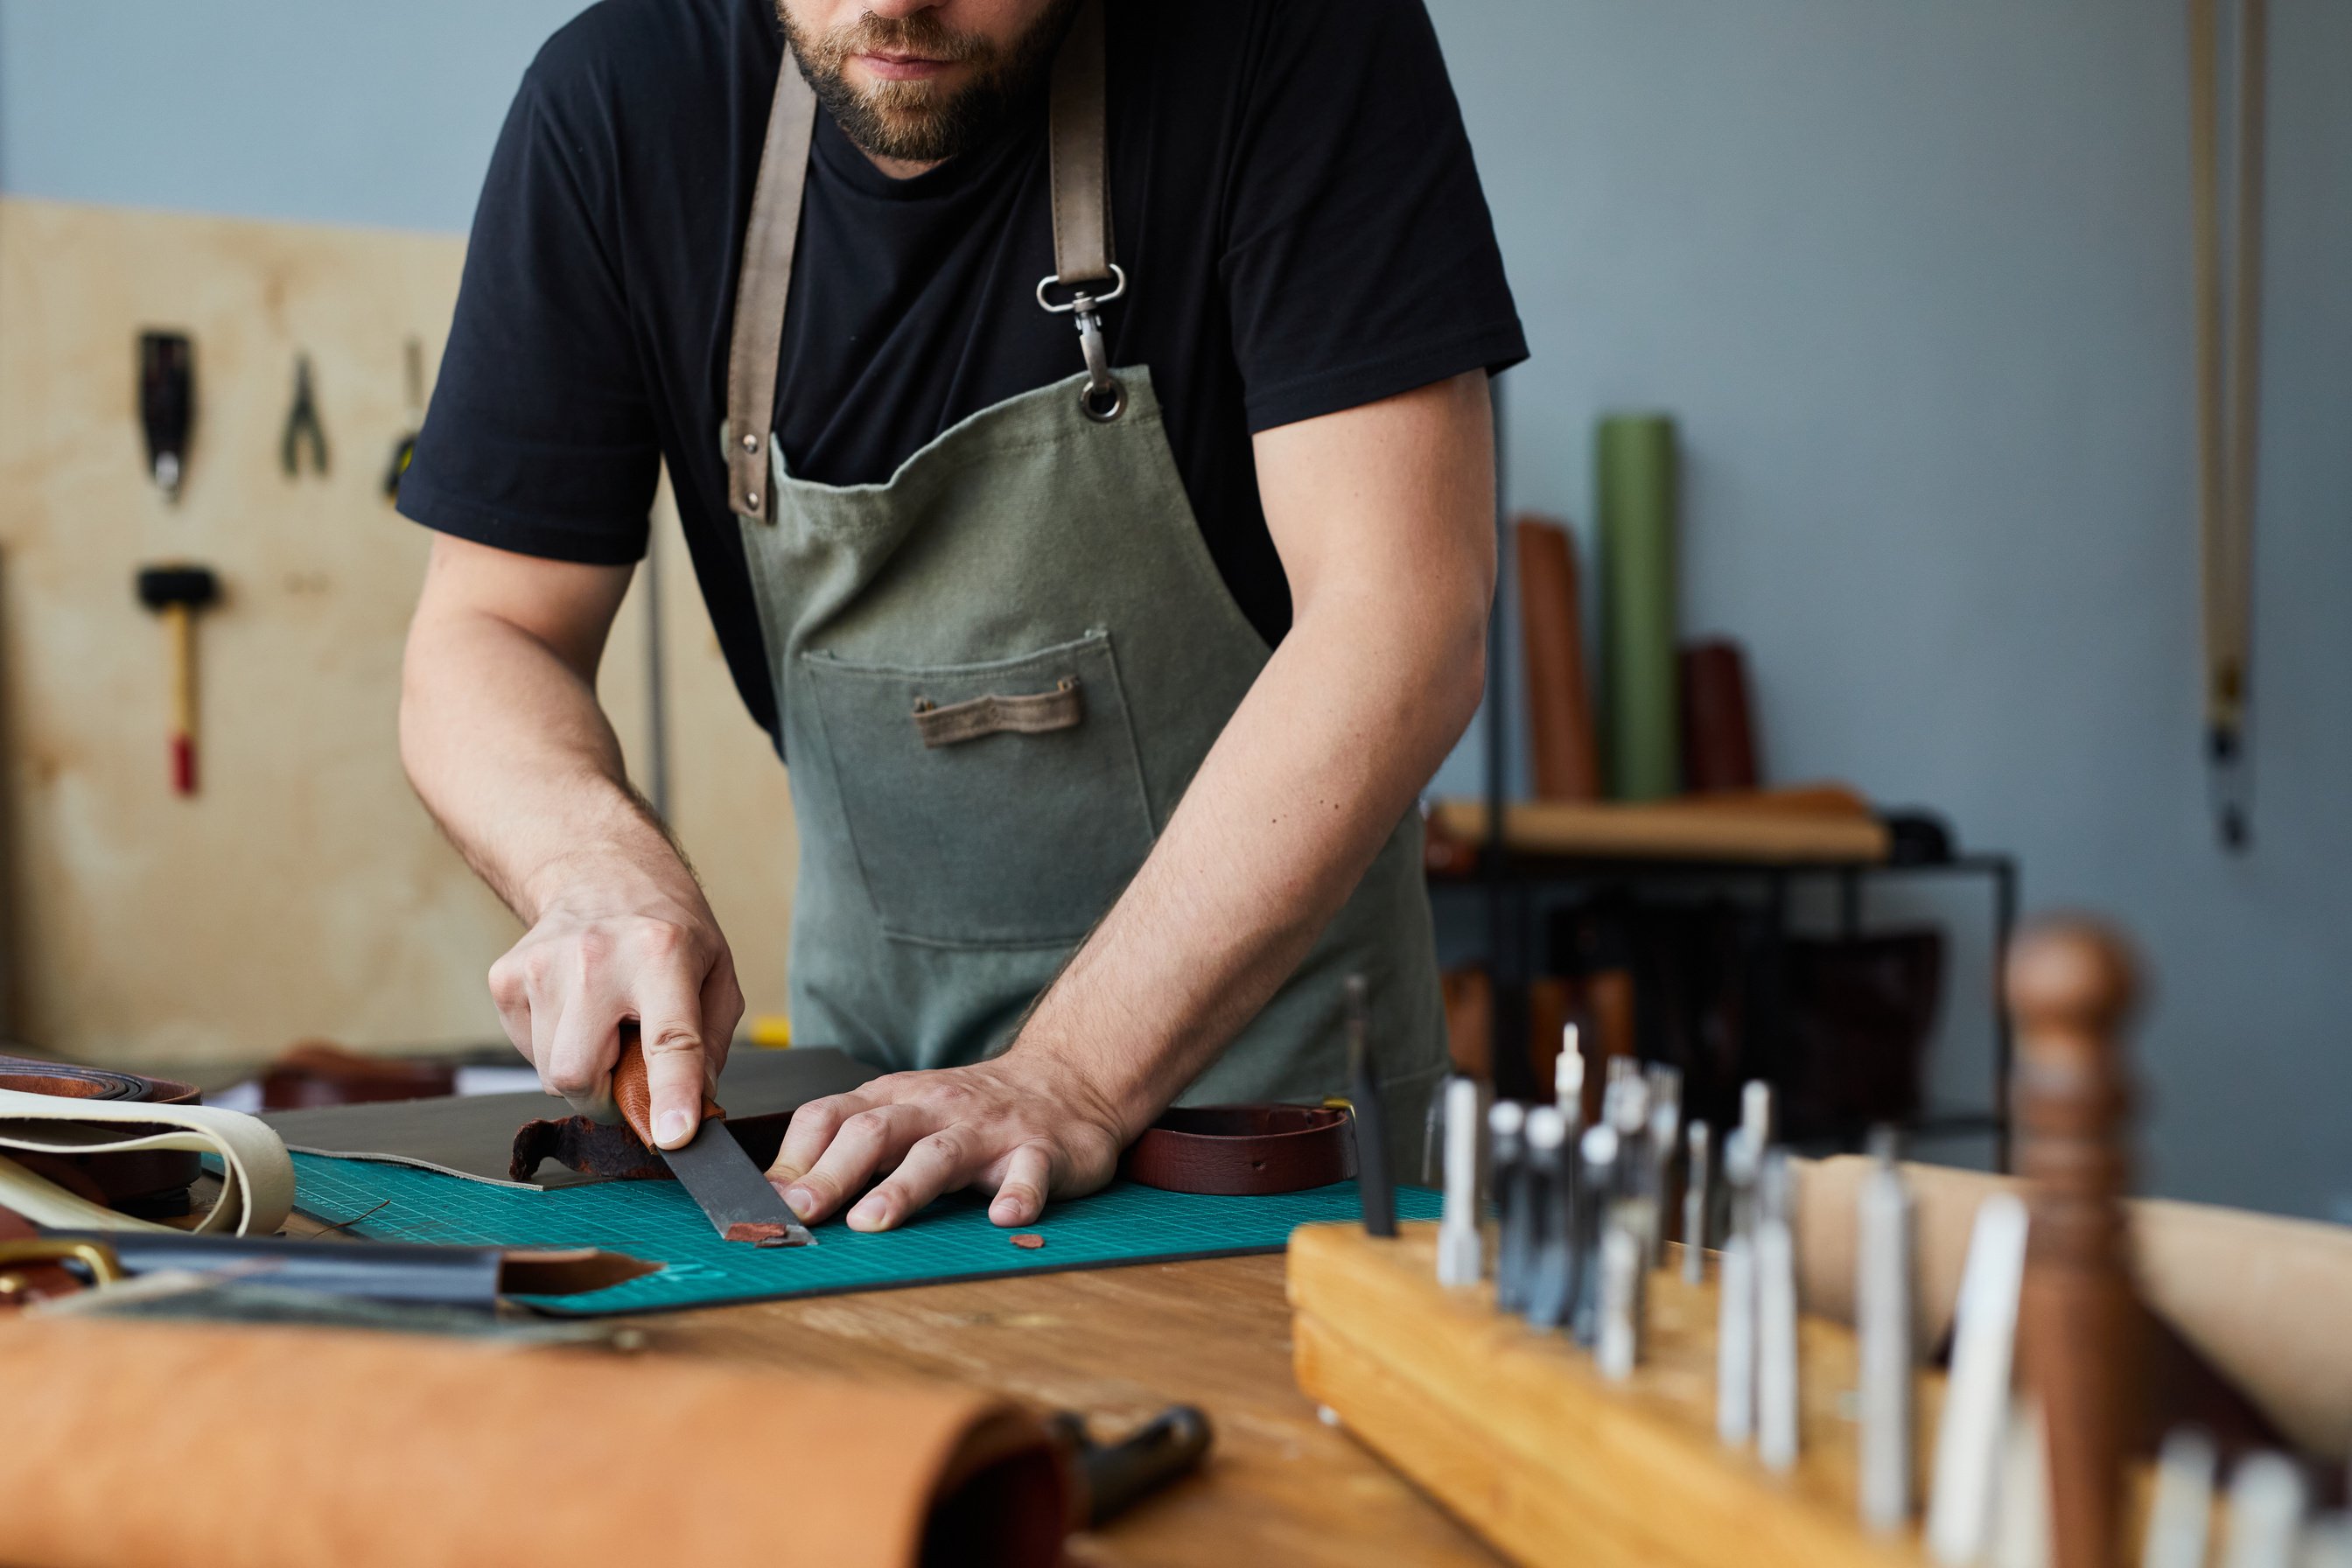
left=611, top=1025, right=812, bottom=1248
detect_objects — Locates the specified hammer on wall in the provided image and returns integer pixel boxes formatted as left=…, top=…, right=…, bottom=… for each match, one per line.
left=134, top=564, right=220, bottom=795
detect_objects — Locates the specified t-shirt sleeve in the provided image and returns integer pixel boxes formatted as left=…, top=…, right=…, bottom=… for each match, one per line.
left=1221, top=0, right=1527, bottom=432
left=396, top=52, right=660, bottom=564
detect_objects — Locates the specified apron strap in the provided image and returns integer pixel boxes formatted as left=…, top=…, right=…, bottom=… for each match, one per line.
left=1047, top=0, right=1114, bottom=290
left=724, top=62, right=818, bottom=522
left=727, top=1, right=1118, bottom=523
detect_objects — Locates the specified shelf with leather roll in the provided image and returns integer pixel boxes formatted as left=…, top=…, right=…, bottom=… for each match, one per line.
left=1420, top=786, right=2020, bottom=1169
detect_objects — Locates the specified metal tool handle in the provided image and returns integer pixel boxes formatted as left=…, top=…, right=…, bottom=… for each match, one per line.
left=1051, top=1405, right=1214, bottom=1529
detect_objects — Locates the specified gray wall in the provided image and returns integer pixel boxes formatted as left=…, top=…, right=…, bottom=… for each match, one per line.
left=0, top=2, right=578, bottom=232
left=3, top=1, right=2346, bottom=1217
left=1427, top=0, right=2351, bottom=1221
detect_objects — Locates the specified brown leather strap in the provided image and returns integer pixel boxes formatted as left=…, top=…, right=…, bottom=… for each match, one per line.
left=1120, top=1105, right=1357, bottom=1196
left=727, top=3, right=1112, bottom=525
left=0, top=1054, right=202, bottom=1215
left=1047, top=0, right=1113, bottom=288
left=914, top=676, right=1084, bottom=748
left=724, top=60, right=818, bottom=523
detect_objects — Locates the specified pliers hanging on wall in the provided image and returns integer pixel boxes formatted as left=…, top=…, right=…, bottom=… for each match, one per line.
left=281, top=353, right=329, bottom=479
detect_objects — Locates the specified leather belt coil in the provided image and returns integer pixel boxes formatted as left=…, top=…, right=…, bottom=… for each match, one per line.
left=1119, top=1105, right=1357, bottom=1196
left=0, top=1055, right=202, bottom=1215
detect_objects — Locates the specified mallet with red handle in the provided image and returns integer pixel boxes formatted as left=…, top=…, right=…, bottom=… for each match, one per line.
left=134, top=564, right=219, bottom=795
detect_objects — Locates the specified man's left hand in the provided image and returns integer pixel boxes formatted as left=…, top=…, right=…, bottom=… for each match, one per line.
left=766, top=1054, right=1131, bottom=1231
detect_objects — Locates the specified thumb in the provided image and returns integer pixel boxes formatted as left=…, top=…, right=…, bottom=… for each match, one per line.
left=639, top=1000, right=710, bottom=1152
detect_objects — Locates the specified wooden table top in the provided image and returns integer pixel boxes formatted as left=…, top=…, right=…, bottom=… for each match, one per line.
left=275, top=1185, right=1489, bottom=1564
left=628, top=1252, right=1498, bottom=1566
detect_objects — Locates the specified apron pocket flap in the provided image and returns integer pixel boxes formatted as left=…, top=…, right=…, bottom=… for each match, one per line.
left=800, top=631, right=1156, bottom=949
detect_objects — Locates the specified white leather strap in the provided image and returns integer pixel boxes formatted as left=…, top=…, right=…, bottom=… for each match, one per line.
left=0, top=1087, right=294, bottom=1236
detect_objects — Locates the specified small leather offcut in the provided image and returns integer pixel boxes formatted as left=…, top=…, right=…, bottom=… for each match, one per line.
left=913, top=677, right=1084, bottom=748
left=1119, top=1105, right=1357, bottom=1196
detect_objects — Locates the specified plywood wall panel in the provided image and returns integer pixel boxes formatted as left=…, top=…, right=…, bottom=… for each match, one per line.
left=0, top=198, right=796, bottom=1066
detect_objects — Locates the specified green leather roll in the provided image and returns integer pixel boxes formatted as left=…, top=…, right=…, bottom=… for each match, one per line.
left=1596, top=415, right=1680, bottom=801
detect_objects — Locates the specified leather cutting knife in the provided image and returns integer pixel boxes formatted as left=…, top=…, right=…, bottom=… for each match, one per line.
left=611, top=1026, right=813, bottom=1248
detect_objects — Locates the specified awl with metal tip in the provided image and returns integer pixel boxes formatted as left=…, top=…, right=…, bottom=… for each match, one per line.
left=611, top=1025, right=812, bottom=1247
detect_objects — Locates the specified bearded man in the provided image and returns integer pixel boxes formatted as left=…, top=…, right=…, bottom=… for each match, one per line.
left=396, top=0, right=1523, bottom=1230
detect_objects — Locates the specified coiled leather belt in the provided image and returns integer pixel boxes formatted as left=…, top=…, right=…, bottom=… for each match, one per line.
left=0, top=1054, right=203, bottom=1215
left=1118, top=1104, right=1357, bottom=1196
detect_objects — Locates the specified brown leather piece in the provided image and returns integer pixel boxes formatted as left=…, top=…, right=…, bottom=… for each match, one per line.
left=1516, top=516, right=1601, bottom=802
left=1678, top=638, right=1761, bottom=792
left=0, top=1206, right=84, bottom=1308
left=1120, top=1105, right=1355, bottom=1196
left=0, top=1317, right=1073, bottom=1568
left=0, top=1054, right=202, bottom=1214
left=913, top=676, right=1083, bottom=748
left=261, top=1040, right=458, bottom=1110
left=509, top=1108, right=800, bottom=1184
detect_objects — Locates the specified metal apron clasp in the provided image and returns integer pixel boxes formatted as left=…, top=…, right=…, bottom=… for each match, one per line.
left=1036, top=264, right=1128, bottom=423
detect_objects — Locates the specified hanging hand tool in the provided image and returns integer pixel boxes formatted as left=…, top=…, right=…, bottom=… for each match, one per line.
left=137, top=332, right=194, bottom=501
left=280, top=353, right=328, bottom=478
left=134, top=564, right=220, bottom=795
left=382, top=338, right=424, bottom=500
left=609, top=1024, right=812, bottom=1247
left=2189, top=0, right=2267, bottom=850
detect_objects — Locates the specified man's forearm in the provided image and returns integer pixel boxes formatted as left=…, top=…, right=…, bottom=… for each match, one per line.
left=1010, top=590, right=1486, bottom=1136
left=400, top=594, right=670, bottom=924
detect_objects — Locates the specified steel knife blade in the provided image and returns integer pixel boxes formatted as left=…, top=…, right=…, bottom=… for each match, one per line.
left=612, top=1026, right=813, bottom=1247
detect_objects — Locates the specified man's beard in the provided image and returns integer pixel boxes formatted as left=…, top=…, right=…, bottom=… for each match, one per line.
left=778, top=1, right=1081, bottom=164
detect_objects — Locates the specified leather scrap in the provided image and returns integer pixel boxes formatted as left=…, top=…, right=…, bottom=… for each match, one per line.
left=508, top=1110, right=799, bottom=1185
left=262, top=1047, right=872, bottom=1192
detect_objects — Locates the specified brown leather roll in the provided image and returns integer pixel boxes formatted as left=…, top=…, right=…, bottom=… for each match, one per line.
left=1516, top=515, right=1602, bottom=802
left=1120, top=1105, right=1355, bottom=1195
left=1677, top=638, right=1760, bottom=792
left=0, top=1317, right=1071, bottom=1568
left=0, top=1054, right=202, bottom=1217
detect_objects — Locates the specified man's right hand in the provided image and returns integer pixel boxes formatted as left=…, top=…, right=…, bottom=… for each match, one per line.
left=402, top=534, right=746, bottom=1153
left=488, top=859, right=746, bottom=1149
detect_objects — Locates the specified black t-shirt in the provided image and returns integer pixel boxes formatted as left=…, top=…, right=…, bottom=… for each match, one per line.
left=400, top=0, right=1526, bottom=743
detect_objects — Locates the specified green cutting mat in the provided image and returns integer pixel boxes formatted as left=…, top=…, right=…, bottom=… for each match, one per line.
left=285, top=1152, right=1440, bottom=1317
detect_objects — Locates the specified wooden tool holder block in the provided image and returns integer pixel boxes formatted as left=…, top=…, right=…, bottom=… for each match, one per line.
left=1289, top=1222, right=1937, bottom=1568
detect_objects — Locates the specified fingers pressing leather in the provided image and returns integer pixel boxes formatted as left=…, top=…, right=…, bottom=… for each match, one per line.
left=780, top=1102, right=925, bottom=1224
left=768, top=1088, right=874, bottom=1187
left=988, top=1142, right=1056, bottom=1228
left=848, top=1128, right=981, bottom=1233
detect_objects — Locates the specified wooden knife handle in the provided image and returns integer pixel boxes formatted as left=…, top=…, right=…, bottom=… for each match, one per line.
left=611, top=1023, right=725, bottom=1149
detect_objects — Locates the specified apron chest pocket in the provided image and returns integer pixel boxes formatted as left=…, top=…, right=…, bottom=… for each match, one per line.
left=800, top=630, right=1158, bottom=949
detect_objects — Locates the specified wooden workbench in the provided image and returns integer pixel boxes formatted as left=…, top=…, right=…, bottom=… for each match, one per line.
left=279, top=1180, right=1493, bottom=1567
left=620, top=1253, right=1497, bottom=1566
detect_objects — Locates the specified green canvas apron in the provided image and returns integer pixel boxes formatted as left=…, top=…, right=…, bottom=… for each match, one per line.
left=718, top=2, right=1447, bottom=1163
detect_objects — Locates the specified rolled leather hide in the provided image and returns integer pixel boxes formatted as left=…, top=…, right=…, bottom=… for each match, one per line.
left=0, top=1317, right=1069, bottom=1568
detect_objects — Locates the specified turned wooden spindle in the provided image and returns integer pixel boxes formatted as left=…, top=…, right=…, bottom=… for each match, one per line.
left=2006, top=918, right=2142, bottom=1568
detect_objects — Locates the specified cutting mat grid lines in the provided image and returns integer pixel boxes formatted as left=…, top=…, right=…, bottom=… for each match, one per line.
left=284, top=1153, right=1440, bottom=1317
